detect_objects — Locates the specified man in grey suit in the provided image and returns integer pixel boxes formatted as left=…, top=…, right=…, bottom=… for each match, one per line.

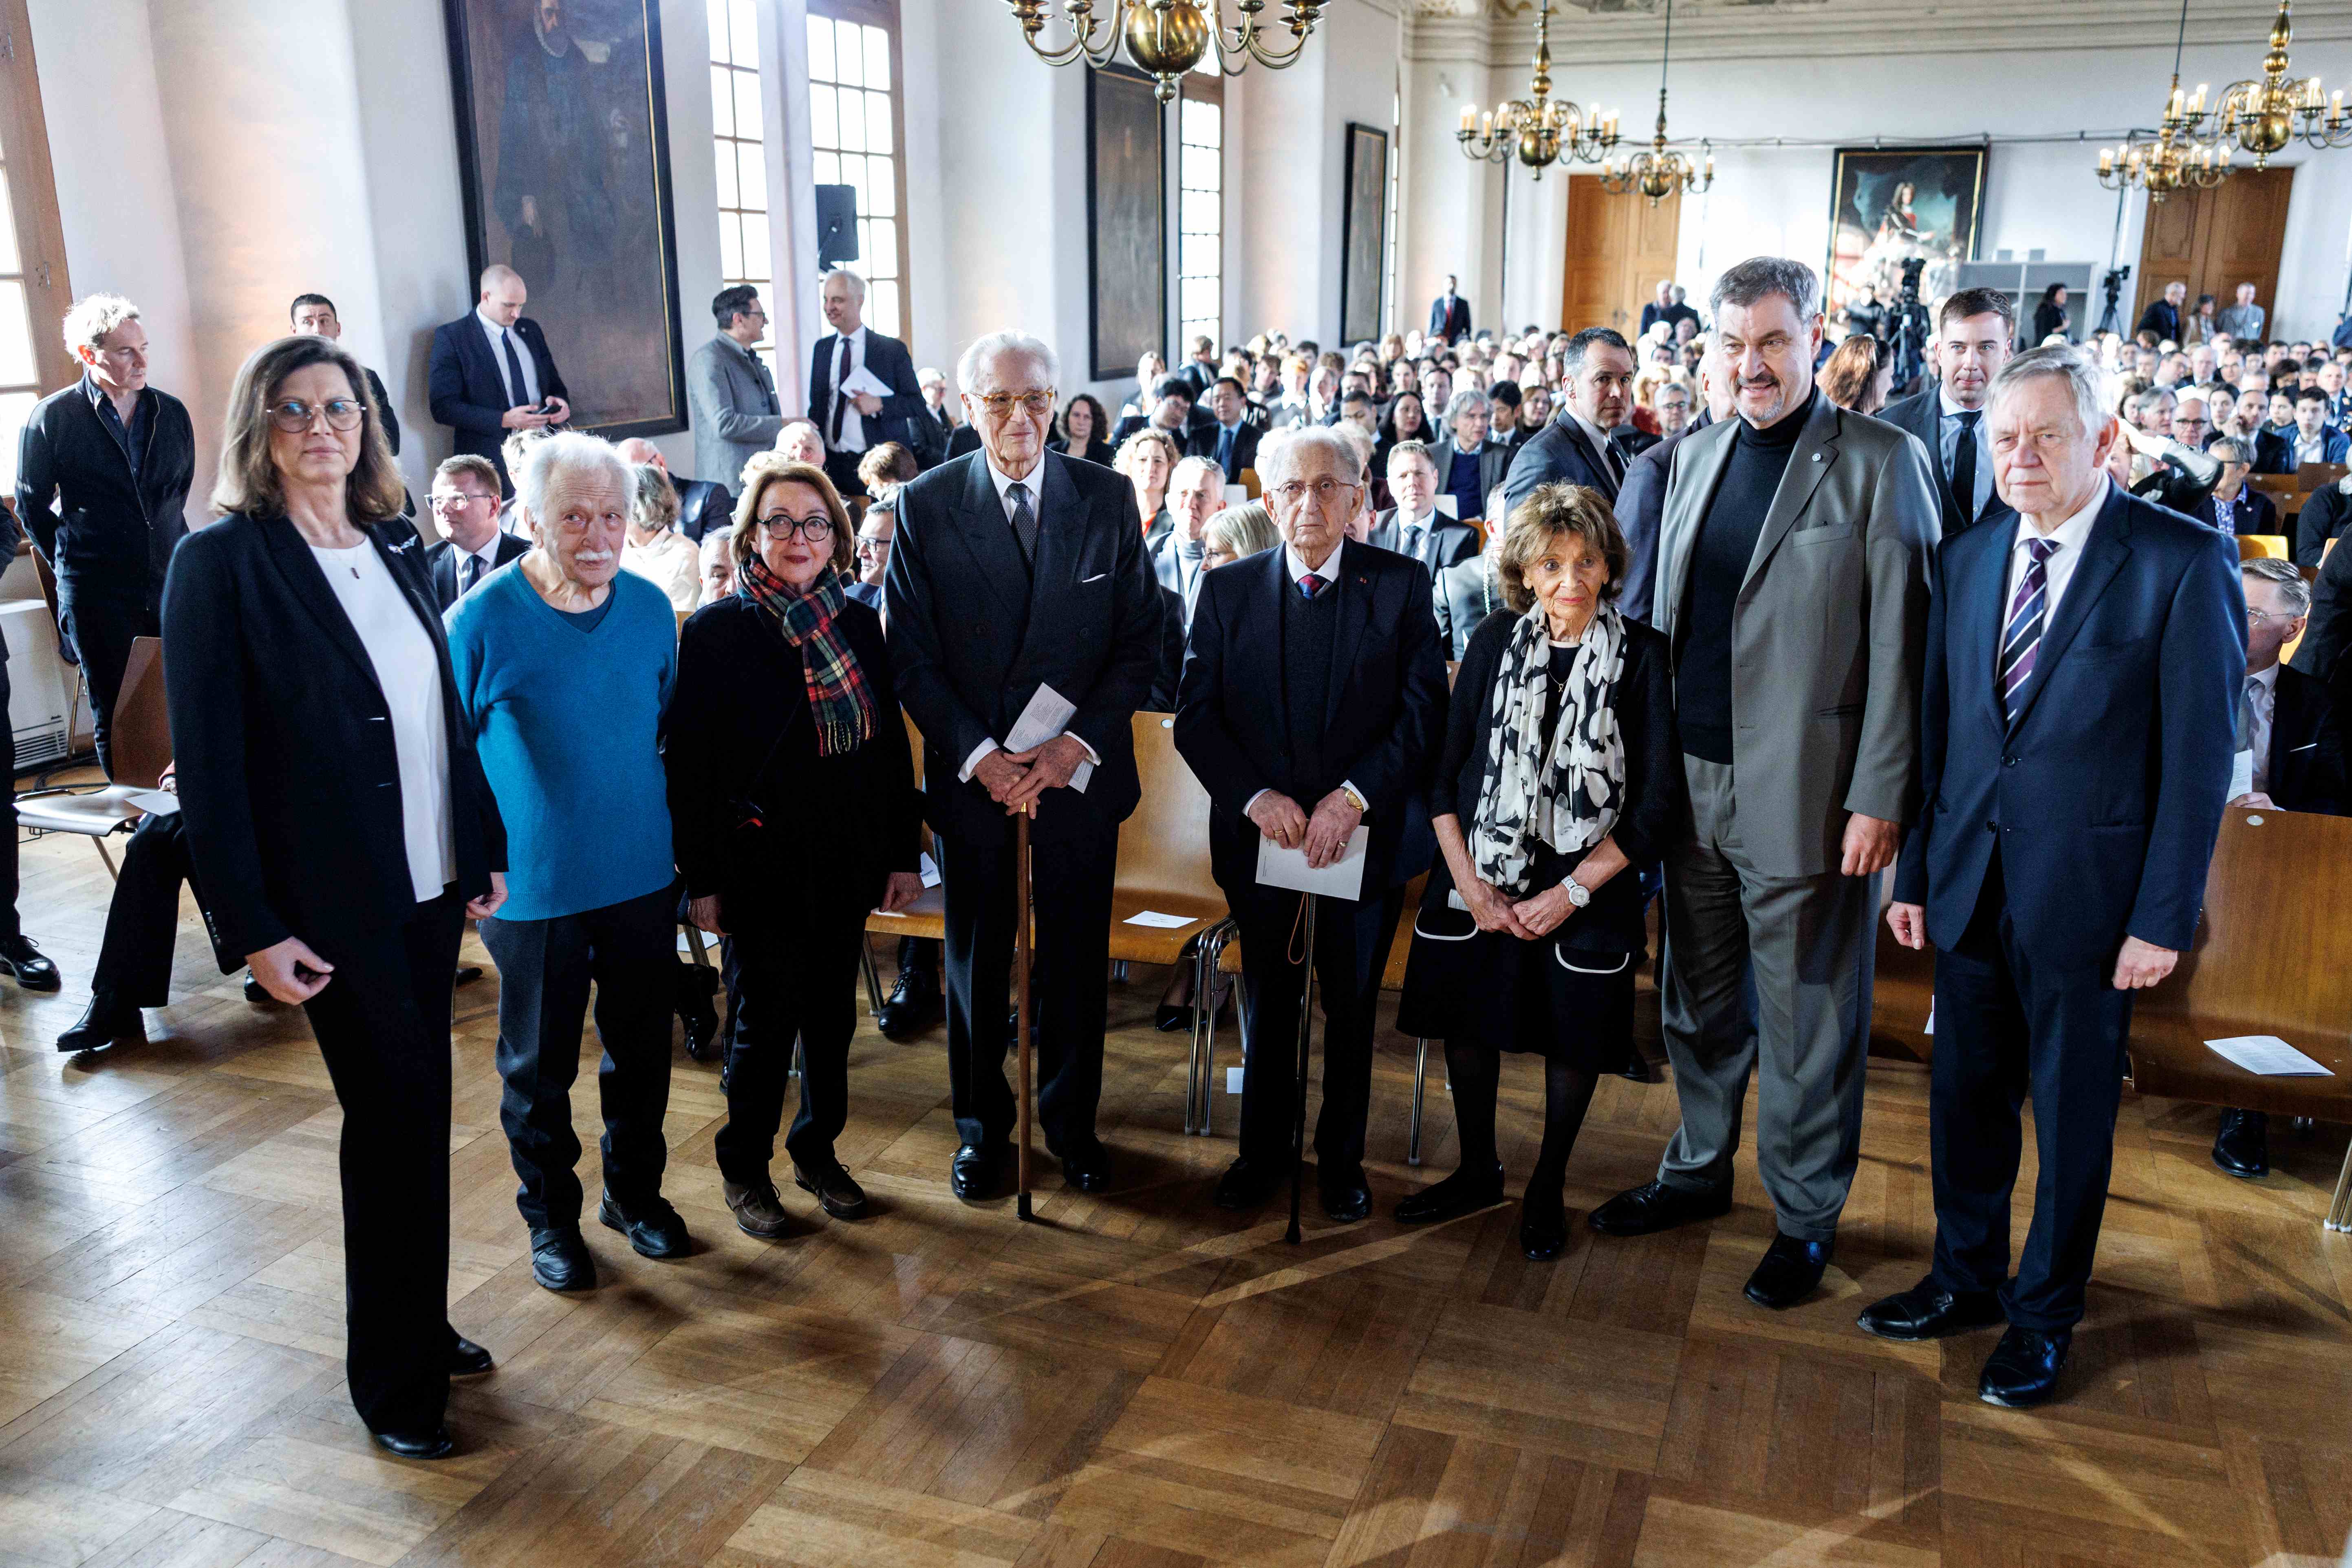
left=1878, top=287, right=2018, bottom=542
left=1366, top=440, right=1480, bottom=576
left=688, top=285, right=784, bottom=492
left=1588, top=257, right=1935, bottom=1312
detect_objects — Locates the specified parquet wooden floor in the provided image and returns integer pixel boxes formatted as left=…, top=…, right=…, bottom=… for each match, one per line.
left=1, top=820, right=2348, bottom=1567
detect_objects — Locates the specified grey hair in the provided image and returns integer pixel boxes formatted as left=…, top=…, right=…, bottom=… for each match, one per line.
left=518, top=430, right=632, bottom=525
left=1711, top=256, right=1821, bottom=322
left=1329, top=421, right=1376, bottom=479
left=824, top=267, right=867, bottom=304
left=62, top=293, right=141, bottom=355
left=1170, top=454, right=1226, bottom=490
left=1386, top=438, right=1436, bottom=472
left=957, top=331, right=1060, bottom=395
left=1263, top=424, right=1364, bottom=491
left=1988, top=344, right=2113, bottom=437
left=1447, top=388, right=1490, bottom=423
left=628, top=461, right=680, bottom=533
left=2243, top=555, right=2312, bottom=616
left=1204, top=501, right=1280, bottom=560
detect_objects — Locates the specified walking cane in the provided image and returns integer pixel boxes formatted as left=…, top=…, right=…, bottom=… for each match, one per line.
left=1287, top=892, right=1319, bottom=1245
left=1015, top=806, right=1036, bottom=1222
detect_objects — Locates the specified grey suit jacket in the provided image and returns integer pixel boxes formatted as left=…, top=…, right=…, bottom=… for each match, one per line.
left=1431, top=553, right=1501, bottom=660
left=688, top=335, right=783, bottom=489
left=1364, top=508, right=1479, bottom=576
left=1655, top=394, right=1936, bottom=878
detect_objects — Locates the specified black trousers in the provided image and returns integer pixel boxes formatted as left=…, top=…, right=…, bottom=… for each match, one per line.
left=1229, top=880, right=1407, bottom=1172
left=300, top=889, right=465, bottom=1436
left=0, top=659, right=15, bottom=940
left=937, top=823, right=1117, bottom=1153
left=1929, top=858, right=2134, bottom=1332
left=897, top=935, right=940, bottom=977
left=57, top=586, right=157, bottom=778
left=479, top=883, right=677, bottom=1230
left=716, top=900, right=867, bottom=1182
left=89, top=810, right=204, bottom=1004
left=822, top=447, right=869, bottom=500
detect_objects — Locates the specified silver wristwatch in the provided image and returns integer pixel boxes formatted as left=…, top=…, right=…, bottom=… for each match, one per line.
left=1563, top=877, right=1591, bottom=909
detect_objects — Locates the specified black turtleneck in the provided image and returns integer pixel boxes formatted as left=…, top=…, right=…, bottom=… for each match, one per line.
left=1677, top=386, right=1819, bottom=763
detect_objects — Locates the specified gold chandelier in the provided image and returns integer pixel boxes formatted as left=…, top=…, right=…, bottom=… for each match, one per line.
left=1456, top=0, right=1616, bottom=181
left=2096, top=0, right=2231, bottom=203
left=1002, top=0, right=1327, bottom=104
left=1598, top=0, right=1711, bottom=206
left=2213, top=0, right=2351, bottom=167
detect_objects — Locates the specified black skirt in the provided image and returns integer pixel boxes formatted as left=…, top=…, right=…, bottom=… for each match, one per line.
left=1394, top=887, right=1638, bottom=1071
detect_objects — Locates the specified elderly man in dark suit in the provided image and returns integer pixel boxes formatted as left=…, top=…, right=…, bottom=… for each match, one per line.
left=1498, top=328, right=1638, bottom=518
left=886, top=331, right=1161, bottom=1200
left=1873, top=344, right=2242, bottom=1408
left=1367, top=440, right=1479, bottom=576
left=428, top=265, right=570, bottom=491
left=423, top=455, right=529, bottom=611
left=809, top=268, right=925, bottom=501
left=1612, top=353, right=1730, bottom=625
left=1176, top=424, right=1449, bottom=1221
left=688, top=284, right=783, bottom=494
left=1879, top=289, right=2019, bottom=543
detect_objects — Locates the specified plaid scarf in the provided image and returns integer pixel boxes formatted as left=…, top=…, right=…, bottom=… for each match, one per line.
left=738, top=556, right=875, bottom=756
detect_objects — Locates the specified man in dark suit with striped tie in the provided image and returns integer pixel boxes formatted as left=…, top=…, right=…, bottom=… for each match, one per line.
left=1871, top=345, right=2243, bottom=1409
left=1497, top=328, right=1638, bottom=519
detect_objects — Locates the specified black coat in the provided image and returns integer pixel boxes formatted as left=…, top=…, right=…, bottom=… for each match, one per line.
left=2297, top=485, right=2352, bottom=566
left=677, top=479, right=733, bottom=543
left=362, top=366, right=402, bottom=457
left=663, top=593, right=919, bottom=926
left=2293, top=529, right=2352, bottom=693
left=1420, top=611, right=1682, bottom=953
left=425, top=531, right=530, bottom=612
left=2266, top=662, right=2348, bottom=816
left=1610, top=415, right=1710, bottom=624
left=427, top=314, right=568, bottom=486
left=161, top=512, right=505, bottom=965
left=808, top=329, right=926, bottom=452
left=16, top=379, right=196, bottom=600
left=1879, top=388, right=2016, bottom=540
left=1499, top=413, right=1627, bottom=514
left=1187, top=419, right=1260, bottom=477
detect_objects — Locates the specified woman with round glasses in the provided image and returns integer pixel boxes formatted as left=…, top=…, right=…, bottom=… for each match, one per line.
left=664, top=454, right=922, bottom=1240
left=163, top=334, right=509, bottom=1460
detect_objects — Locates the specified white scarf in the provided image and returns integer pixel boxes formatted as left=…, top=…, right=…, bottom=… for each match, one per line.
left=1471, top=601, right=1627, bottom=895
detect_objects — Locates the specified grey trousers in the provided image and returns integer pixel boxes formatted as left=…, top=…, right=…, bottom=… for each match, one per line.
left=1656, top=755, right=1876, bottom=1242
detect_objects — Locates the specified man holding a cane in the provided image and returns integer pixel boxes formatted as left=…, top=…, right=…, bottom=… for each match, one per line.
left=1176, top=425, right=1449, bottom=1223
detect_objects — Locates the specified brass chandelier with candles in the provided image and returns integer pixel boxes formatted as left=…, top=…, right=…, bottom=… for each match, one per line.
left=2211, top=0, right=2352, bottom=166
left=1001, top=0, right=1328, bottom=104
left=1456, top=0, right=1617, bottom=180
left=1598, top=0, right=1711, bottom=206
left=2096, top=0, right=2232, bottom=203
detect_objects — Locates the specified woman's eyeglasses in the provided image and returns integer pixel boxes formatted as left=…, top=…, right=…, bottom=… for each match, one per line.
left=268, top=398, right=365, bottom=433
left=758, top=515, right=835, bottom=542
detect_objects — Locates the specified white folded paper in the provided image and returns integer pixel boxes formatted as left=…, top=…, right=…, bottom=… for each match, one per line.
left=2229, top=748, right=2254, bottom=802
left=1004, top=683, right=1092, bottom=792
left=1256, top=826, right=1369, bottom=900
left=1123, top=910, right=1196, bottom=928
left=920, top=851, right=941, bottom=889
left=1434, top=494, right=1459, bottom=519
left=2204, top=1035, right=2333, bottom=1076
left=126, top=789, right=180, bottom=816
left=838, top=365, right=891, bottom=399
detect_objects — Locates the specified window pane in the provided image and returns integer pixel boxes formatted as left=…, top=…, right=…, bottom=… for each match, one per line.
left=737, top=141, right=766, bottom=212
left=0, top=172, right=20, bottom=276
left=730, top=0, right=758, bottom=66
left=865, top=90, right=893, bottom=155
left=714, top=141, right=739, bottom=208
left=0, top=280, right=31, bottom=386
left=1181, top=191, right=1219, bottom=234
left=811, top=84, right=837, bottom=148
left=740, top=212, right=770, bottom=280
left=708, top=0, right=732, bottom=64
left=710, top=65, right=735, bottom=137
left=833, top=18, right=863, bottom=85
left=842, top=154, right=868, bottom=217
left=718, top=212, right=743, bottom=279
left=734, top=71, right=762, bottom=137
left=856, top=218, right=874, bottom=269
left=1181, top=145, right=1217, bottom=191
left=837, top=88, right=865, bottom=151
left=1181, top=99, right=1215, bottom=144
left=864, top=24, right=890, bottom=91
left=0, top=390, right=36, bottom=496
left=864, top=154, right=895, bottom=218
left=813, top=149, right=839, bottom=185
left=1180, top=277, right=1217, bottom=319
left=806, top=14, right=835, bottom=79
left=866, top=218, right=898, bottom=280
left=870, top=279, right=900, bottom=339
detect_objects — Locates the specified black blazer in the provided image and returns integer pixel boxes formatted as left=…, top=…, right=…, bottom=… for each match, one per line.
left=362, top=366, right=401, bottom=457
left=807, top=329, right=925, bottom=452
left=1879, top=388, right=2017, bottom=540
left=663, top=593, right=919, bottom=925
left=2266, top=662, right=2348, bottom=815
left=2198, top=485, right=2280, bottom=545
left=1420, top=611, right=1683, bottom=953
left=1174, top=540, right=1450, bottom=895
left=1611, top=415, right=1710, bottom=625
left=2136, top=299, right=2182, bottom=343
left=1364, top=508, right=1478, bottom=575
left=427, top=313, right=568, bottom=485
left=16, top=379, right=196, bottom=599
left=1187, top=419, right=1260, bottom=477
left=1499, top=413, right=1627, bottom=514
left=1428, top=295, right=1471, bottom=342
left=2293, top=529, right=2352, bottom=694
left=1048, top=436, right=1115, bottom=468
left=674, top=479, right=732, bottom=543
left=161, top=512, right=505, bottom=965
left=2295, top=486, right=2351, bottom=567
left=947, top=423, right=983, bottom=460
left=425, top=531, right=530, bottom=612
left=884, top=449, right=1162, bottom=846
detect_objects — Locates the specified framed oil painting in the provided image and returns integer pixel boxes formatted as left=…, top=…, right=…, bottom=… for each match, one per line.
left=444, top=0, right=686, bottom=437
left=1825, top=146, right=1988, bottom=321
left=1087, top=65, right=1167, bottom=382
left=1340, top=123, right=1389, bottom=346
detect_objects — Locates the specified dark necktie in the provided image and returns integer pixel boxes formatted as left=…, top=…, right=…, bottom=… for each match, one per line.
left=460, top=552, right=483, bottom=595
left=1298, top=572, right=1323, bottom=601
left=2000, top=537, right=2058, bottom=723
left=1008, top=482, right=1037, bottom=567
left=1402, top=520, right=1425, bottom=562
left=1952, top=408, right=1982, bottom=521
left=1217, top=426, right=1234, bottom=472
left=502, top=329, right=529, bottom=408
left=830, top=338, right=853, bottom=443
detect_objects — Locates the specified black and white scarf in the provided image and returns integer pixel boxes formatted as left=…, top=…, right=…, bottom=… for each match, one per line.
left=1470, top=601, right=1627, bottom=895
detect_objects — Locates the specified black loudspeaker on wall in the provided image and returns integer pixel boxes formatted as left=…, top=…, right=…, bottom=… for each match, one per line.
left=815, top=185, right=859, bottom=270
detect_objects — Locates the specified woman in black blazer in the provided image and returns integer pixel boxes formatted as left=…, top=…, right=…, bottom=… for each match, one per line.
left=1049, top=393, right=1116, bottom=466
left=665, top=454, right=921, bottom=1238
left=163, top=334, right=506, bottom=1460
left=2033, top=283, right=2070, bottom=345
left=1393, top=483, right=1682, bottom=1261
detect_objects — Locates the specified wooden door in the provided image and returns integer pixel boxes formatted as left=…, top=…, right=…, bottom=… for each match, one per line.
left=1559, top=174, right=1680, bottom=336
left=2133, top=166, right=2294, bottom=336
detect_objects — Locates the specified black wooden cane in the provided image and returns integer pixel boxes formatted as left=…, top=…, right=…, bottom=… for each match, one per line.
left=1287, top=892, right=1318, bottom=1244
left=1015, top=809, right=1036, bottom=1222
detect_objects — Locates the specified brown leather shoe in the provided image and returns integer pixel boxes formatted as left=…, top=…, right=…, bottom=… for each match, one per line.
left=723, top=1178, right=795, bottom=1239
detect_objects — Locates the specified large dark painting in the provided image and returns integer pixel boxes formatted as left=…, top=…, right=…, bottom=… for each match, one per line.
left=1340, top=124, right=1388, bottom=347
left=1826, top=146, right=1988, bottom=322
left=1087, top=66, right=1165, bottom=381
left=445, top=0, right=686, bottom=437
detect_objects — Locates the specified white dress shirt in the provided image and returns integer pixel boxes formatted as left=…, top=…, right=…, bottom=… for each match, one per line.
left=476, top=307, right=541, bottom=409
left=453, top=535, right=506, bottom=599
left=1245, top=540, right=1362, bottom=817
left=824, top=324, right=871, bottom=454
left=1940, top=390, right=1993, bottom=518
left=2003, top=482, right=2107, bottom=632
left=2296, top=429, right=2327, bottom=466
left=1394, top=505, right=1435, bottom=563
left=957, top=452, right=1101, bottom=781
left=2244, top=661, right=2279, bottom=794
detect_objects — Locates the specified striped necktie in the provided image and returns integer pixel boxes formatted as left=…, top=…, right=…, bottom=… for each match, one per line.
left=2000, top=537, right=2059, bottom=723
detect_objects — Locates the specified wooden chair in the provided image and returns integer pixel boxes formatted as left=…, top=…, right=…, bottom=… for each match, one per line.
left=2239, top=534, right=2290, bottom=560
left=15, top=636, right=168, bottom=878
left=2251, top=472, right=2300, bottom=501
left=1113, top=714, right=1233, bottom=1135
left=2129, top=808, right=2352, bottom=1230
left=1237, top=466, right=1261, bottom=501
left=2297, top=461, right=2347, bottom=492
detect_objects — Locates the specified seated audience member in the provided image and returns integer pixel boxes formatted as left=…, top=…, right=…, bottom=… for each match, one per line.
left=1486, top=381, right=1523, bottom=448
left=1201, top=501, right=1279, bottom=569
left=775, top=419, right=826, bottom=468
left=614, top=437, right=731, bottom=542
left=2257, top=386, right=2352, bottom=474
left=1153, top=455, right=1223, bottom=629
left=1652, top=379, right=1697, bottom=438
left=915, top=366, right=958, bottom=459
left=1334, top=421, right=1381, bottom=532
left=2210, top=557, right=2347, bottom=1180
left=1431, top=518, right=1505, bottom=660
left=848, top=490, right=896, bottom=611
left=1818, top=333, right=1890, bottom=415
left=1429, top=390, right=1511, bottom=521
left=445, top=432, right=689, bottom=1294
left=1191, top=377, right=1261, bottom=478
left=1394, top=485, right=1680, bottom=1258
left=1112, top=375, right=1197, bottom=447
left=426, top=454, right=527, bottom=610
left=699, top=529, right=736, bottom=607
left=1370, top=441, right=1480, bottom=574
left=2297, top=470, right=2352, bottom=566
left=2169, top=391, right=2211, bottom=448
left=1519, top=383, right=1554, bottom=437
left=1373, top=389, right=1430, bottom=472
left=2317, top=357, right=2350, bottom=424
left=857, top=440, right=921, bottom=500
left=688, top=284, right=785, bottom=490
left=290, top=293, right=401, bottom=455
left=2198, top=436, right=2278, bottom=538
left=621, top=461, right=701, bottom=612
left=496, top=425, right=559, bottom=532
left=1051, top=393, right=1116, bottom=466
left=1118, top=352, right=1167, bottom=419
left=1337, top=389, right=1380, bottom=443
left=1115, top=426, right=1179, bottom=548
left=666, top=454, right=922, bottom=1235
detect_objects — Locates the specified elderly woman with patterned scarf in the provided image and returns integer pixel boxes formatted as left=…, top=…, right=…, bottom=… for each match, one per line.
left=1393, top=483, right=1684, bottom=1260
left=664, top=454, right=923, bottom=1239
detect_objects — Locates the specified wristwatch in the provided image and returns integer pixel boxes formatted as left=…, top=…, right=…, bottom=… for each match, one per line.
left=1341, top=783, right=1368, bottom=815
left=1563, top=877, right=1592, bottom=909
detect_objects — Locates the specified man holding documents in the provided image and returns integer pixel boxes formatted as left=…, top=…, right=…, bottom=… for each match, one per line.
left=808, top=268, right=925, bottom=499
left=886, top=330, right=1161, bottom=1200
left=1870, top=345, right=2242, bottom=1409
left=1175, top=425, right=1448, bottom=1221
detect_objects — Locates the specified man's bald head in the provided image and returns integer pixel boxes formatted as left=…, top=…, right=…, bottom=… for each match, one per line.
left=479, top=265, right=527, bottom=326
left=613, top=437, right=667, bottom=473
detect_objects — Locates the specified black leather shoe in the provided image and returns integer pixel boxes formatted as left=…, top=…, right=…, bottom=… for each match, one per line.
left=875, top=966, right=941, bottom=1040
left=454, top=965, right=484, bottom=988
left=1743, top=1232, right=1834, bottom=1310
left=1212, top=1156, right=1283, bottom=1211
left=371, top=1426, right=455, bottom=1460
left=1857, top=1275, right=2007, bottom=1341
left=1978, top=1324, right=2072, bottom=1407
left=529, top=1225, right=597, bottom=1292
left=794, top=1161, right=871, bottom=1219
left=448, top=1333, right=495, bottom=1376
left=1057, top=1141, right=1114, bottom=1193
left=0, top=935, right=60, bottom=992
left=56, top=996, right=143, bottom=1054
left=2212, top=1107, right=2269, bottom=1178
left=599, top=1192, right=690, bottom=1259
left=1320, top=1165, right=1373, bottom=1224
left=1587, top=1179, right=1732, bottom=1237
left=950, top=1143, right=1005, bottom=1201
left=1519, top=1195, right=1569, bottom=1261
left=1395, top=1163, right=1505, bottom=1225
left=1154, top=1002, right=1193, bottom=1032
left=243, top=969, right=269, bottom=1005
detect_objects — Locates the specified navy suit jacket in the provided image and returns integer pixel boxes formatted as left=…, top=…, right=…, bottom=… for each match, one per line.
left=2195, top=485, right=2279, bottom=543
left=1499, top=412, right=1625, bottom=515
left=425, top=531, right=529, bottom=612
left=1894, top=482, right=2244, bottom=970
left=884, top=449, right=1161, bottom=846
left=2254, top=424, right=2350, bottom=476
left=1363, top=508, right=1478, bottom=576
left=1428, top=295, right=1471, bottom=343
left=1174, top=541, right=1449, bottom=896
left=1188, top=418, right=1260, bottom=478
left=1879, top=388, right=2017, bottom=541
left=807, top=329, right=925, bottom=452
left=1609, top=413, right=1709, bottom=624
left=2266, top=662, right=2348, bottom=816
left=427, top=314, right=568, bottom=486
